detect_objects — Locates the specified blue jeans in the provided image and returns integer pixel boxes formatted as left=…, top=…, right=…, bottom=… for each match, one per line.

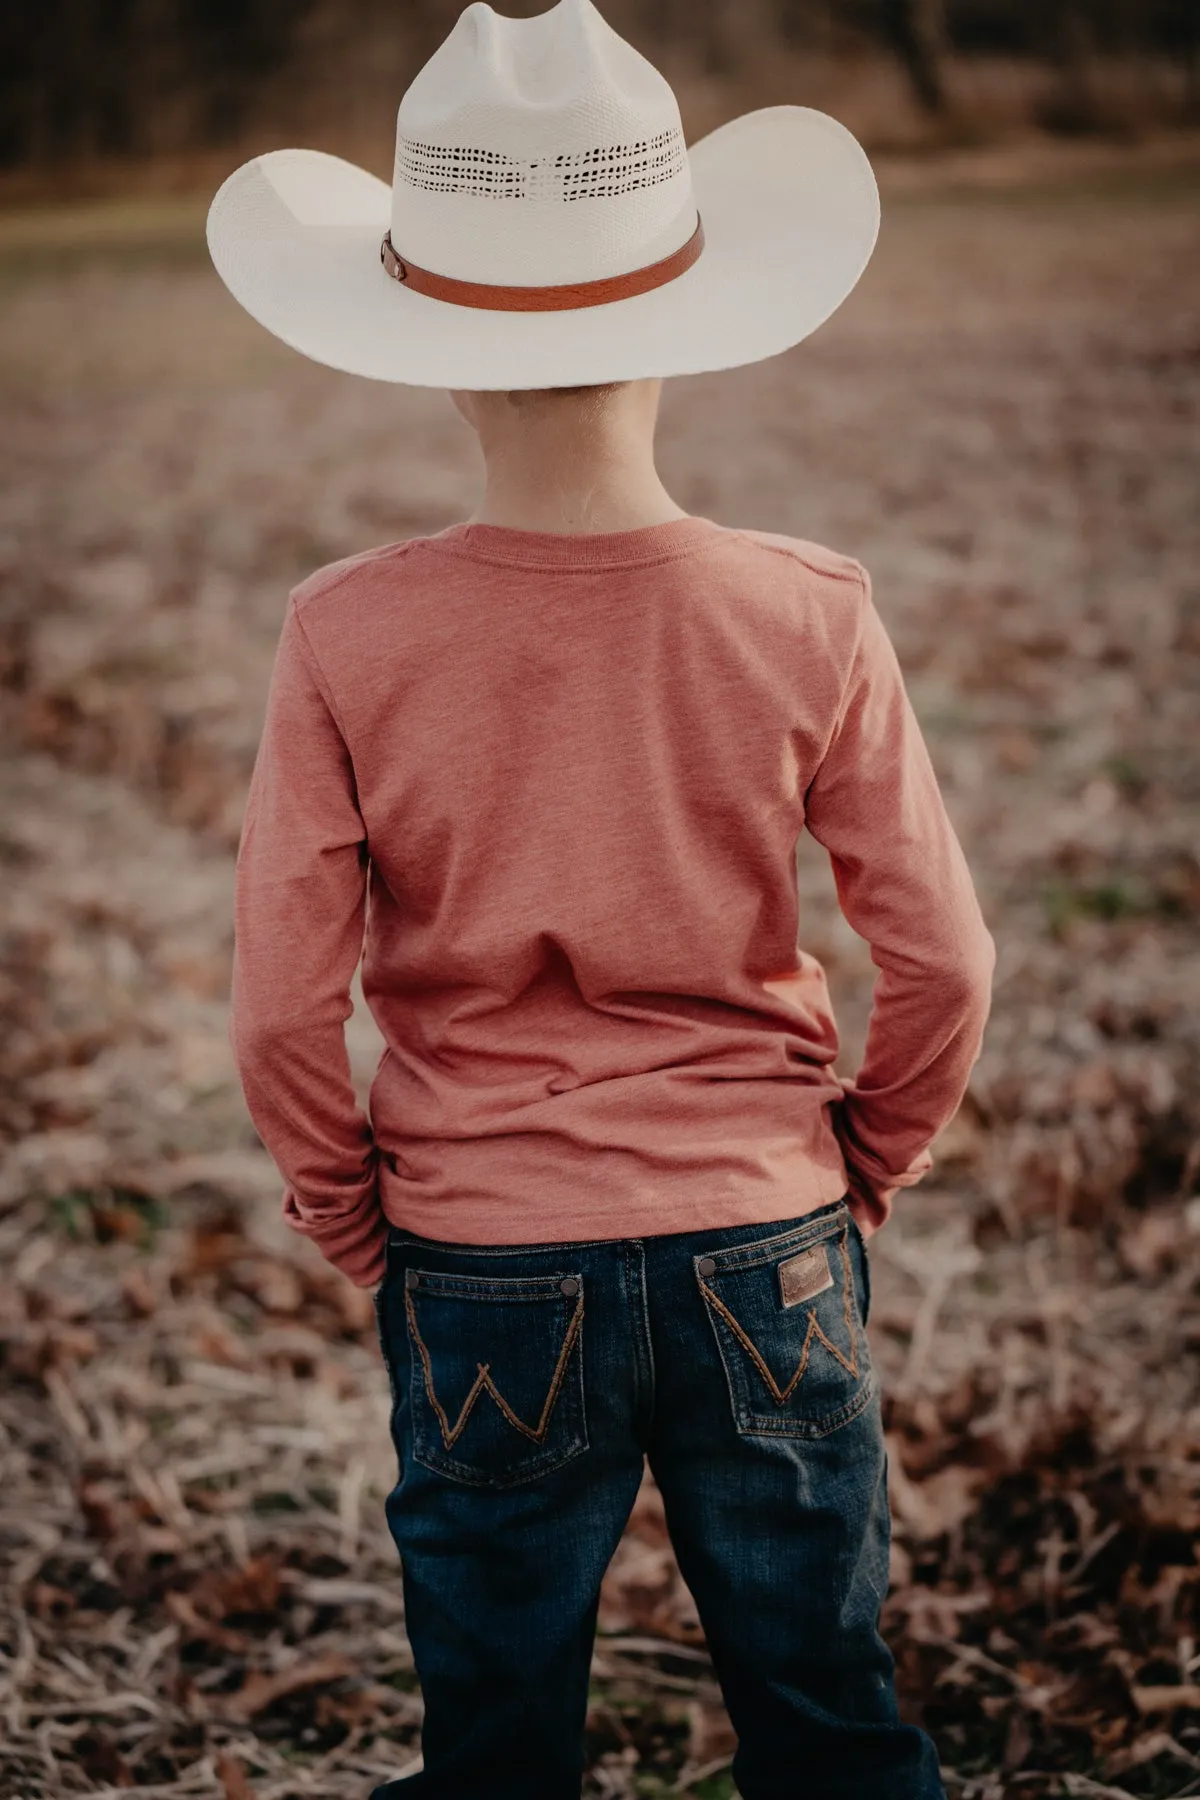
left=369, top=1195, right=944, bottom=1800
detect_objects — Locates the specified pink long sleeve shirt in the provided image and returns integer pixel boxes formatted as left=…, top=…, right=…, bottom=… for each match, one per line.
left=229, top=515, right=995, bottom=1289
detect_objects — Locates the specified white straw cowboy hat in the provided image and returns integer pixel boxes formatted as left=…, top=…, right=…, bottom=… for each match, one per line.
left=206, top=0, right=880, bottom=390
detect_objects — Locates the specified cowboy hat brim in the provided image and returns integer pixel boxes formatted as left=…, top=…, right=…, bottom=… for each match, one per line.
left=206, top=106, right=879, bottom=389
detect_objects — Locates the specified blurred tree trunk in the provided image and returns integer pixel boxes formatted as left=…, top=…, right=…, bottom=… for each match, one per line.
left=1184, top=0, right=1200, bottom=120
left=644, top=0, right=681, bottom=49
left=776, top=0, right=837, bottom=50
left=882, top=0, right=951, bottom=115
left=1056, top=0, right=1099, bottom=110
left=189, top=0, right=318, bottom=145
left=695, top=0, right=761, bottom=76
left=1040, top=0, right=1102, bottom=132
left=0, top=0, right=150, bottom=164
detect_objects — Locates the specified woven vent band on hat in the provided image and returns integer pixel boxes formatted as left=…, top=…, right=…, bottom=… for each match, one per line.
left=379, top=215, right=704, bottom=312
left=396, top=127, right=688, bottom=201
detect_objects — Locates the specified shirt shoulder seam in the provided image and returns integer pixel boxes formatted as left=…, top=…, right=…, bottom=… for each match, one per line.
left=291, top=538, right=421, bottom=613
left=721, top=527, right=867, bottom=588
left=722, top=529, right=870, bottom=764
left=286, top=593, right=355, bottom=748
left=813, top=560, right=872, bottom=769
left=288, top=540, right=422, bottom=755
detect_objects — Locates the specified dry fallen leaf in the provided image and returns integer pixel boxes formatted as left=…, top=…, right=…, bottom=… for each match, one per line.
left=223, top=1651, right=355, bottom=1720
left=216, top=1751, right=255, bottom=1800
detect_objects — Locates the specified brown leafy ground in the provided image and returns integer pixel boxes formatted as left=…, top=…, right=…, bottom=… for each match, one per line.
left=1, top=144, right=1199, bottom=1799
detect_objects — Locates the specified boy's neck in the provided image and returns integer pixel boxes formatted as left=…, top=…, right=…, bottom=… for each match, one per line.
left=468, top=477, right=690, bottom=535
left=460, top=381, right=690, bottom=535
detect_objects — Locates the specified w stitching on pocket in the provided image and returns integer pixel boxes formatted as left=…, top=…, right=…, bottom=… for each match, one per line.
left=405, top=1285, right=585, bottom=1449
left=698, top=1226, right=860, bottom=1405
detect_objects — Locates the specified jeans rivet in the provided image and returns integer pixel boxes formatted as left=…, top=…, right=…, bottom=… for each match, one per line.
left=560, top=1277, right=580, bottom=1297
left=697, top=1256, right=716, bottom=1277
left=405, top=1269, right=421, bottom=1290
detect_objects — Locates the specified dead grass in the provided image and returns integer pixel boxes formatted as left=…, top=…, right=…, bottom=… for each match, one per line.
left=1, top=152, right=1199, bottom=1797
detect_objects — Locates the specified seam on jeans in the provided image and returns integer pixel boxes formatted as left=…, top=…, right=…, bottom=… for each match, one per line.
left=405, top=1285, right=584, bottom=1448
left=625, top=1241, right=656, bottom=1443
left=402, top=1271, right=576, bottom=1300
left=737, top=1368, right=877, bottom=1439
left=373, top=1282, right=397, bottom=1408
left=698, top=1226, right=860, bottom=1403
left=689, top=1202, right=850, bottom=1275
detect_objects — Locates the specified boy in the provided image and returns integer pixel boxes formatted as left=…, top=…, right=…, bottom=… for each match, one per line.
left=211, top=4, right=995, bottom=1796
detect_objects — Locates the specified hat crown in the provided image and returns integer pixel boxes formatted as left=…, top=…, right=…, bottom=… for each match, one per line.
left=402, top=0, right=670, bottom=123
left=390, top=0, right=697, bottom=286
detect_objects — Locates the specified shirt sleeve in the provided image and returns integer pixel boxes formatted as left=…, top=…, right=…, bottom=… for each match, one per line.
left=803, top=567, right=996, bottom=1235
left=228, top=593, right=386, bottom=1288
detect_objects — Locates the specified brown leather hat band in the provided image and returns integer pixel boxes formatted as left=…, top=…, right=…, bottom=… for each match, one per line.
left=379, top=215, right=704, bottom=312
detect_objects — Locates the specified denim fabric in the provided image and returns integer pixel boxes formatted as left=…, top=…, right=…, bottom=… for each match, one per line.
left=369, top=1196, right=945, bottom=1800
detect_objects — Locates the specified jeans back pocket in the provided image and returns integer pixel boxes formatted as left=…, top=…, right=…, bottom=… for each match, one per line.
left=695, top=1207, right=875, bottom=1441
left=404, top=1265, right=589, bottom=1488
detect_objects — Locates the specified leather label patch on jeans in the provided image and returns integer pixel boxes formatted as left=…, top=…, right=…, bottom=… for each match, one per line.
left=778, top=1244, right=834, bottom=1308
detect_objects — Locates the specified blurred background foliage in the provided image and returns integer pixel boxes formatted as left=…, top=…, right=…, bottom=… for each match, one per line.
left=2, top=4, right=1199, bottom=1798
left=2, top=0, right=1199, bottom=185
